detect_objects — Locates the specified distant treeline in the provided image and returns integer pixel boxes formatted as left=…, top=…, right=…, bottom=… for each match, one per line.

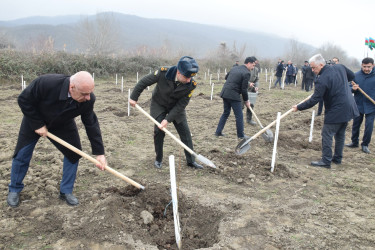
left=0, top=50, right=176, bottom=82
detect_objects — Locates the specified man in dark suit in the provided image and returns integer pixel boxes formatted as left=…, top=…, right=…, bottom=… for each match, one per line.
left=292, top=54, right=358, bottom=168
left=7, top=71, right=107, bottom=207
left=215, top=56, right=255, bottom=139
left=129, top=56, right=203, bottom=170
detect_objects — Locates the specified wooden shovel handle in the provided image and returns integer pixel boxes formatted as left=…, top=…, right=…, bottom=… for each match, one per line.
left=351, top=81, right=375, bottom=105
left=47, top=132, right=144, bottom=190
left=251, top=94, right=313, bottom=140
left=134, top=104, right=195, bottom=156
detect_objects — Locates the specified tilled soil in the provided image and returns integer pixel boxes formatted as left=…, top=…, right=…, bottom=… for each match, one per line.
left=1, top=74, right=374, bottom=249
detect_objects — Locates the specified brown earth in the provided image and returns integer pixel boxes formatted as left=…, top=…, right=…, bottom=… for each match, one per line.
left=1, top=73, right=374, bottom=249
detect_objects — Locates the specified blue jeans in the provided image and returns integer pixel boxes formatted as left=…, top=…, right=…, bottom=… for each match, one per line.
left=321, top=122, right=348, bottom=164
left=215, top=98, right=244, bottom=138
left=274, top=76, right=282, bottom=87
left=351, top=111, right=375, bottom=147
left=9, top=139, right=79, bottom=194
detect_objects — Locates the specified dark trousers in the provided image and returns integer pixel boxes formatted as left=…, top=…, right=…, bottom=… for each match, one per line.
left=154, top=114, right=194, bottom=164
left=285, top=75, right=293, bottom=85
left=305, top=79, right=313, bottom=91
left=274, top=76, right=282, bottom=87
left=246, top=104, right=254, bottom=122
left=321, top=122, right=348, bottom=164
left=351, top=111, right=375, bottom=147
left=9, top=139, right=79, bottom=194
left=215, top=98, right=244, bottom=138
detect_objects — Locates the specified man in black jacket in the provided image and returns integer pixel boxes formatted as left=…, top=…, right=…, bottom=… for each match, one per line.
left=292, top=54, right=358, bottom=168
left=215, top=57, right=255, bottom=139
left=7, top=71, right=107, bottom=207
left=129, top=56, right=203, bottom=170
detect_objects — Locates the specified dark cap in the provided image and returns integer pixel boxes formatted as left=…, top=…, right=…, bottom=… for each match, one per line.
left=177, top=56, right=199, bottom=78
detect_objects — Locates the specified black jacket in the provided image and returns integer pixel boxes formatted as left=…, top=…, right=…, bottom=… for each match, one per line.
left=130, top=66, right=197, bottom=123
left=298, top=64, right=359, bottom=124
left=305, top=66, right=315, bottom=80
left=220, top=65, right=250, bottom=102
left=15, top=74, right=104, bottom=163
left=275, top=63, right=284, bottom=77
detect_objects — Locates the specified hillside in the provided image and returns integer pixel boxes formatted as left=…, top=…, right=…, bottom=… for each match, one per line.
left=0, top=12, right=314, bottom=58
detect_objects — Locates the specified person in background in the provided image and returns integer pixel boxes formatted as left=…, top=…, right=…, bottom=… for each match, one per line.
left=215, top=57, right=256, bottom=139
left=233, top=60, right=240, bottom=67
left=285, top=60, right=295, bottom=85
left=129, top=56, right=203, bottom=170
left=7, top=71, right=107, bottom=208
left=346, top=57, right=375, bottom=154
left=292, top=54, right=358, bottom=168
left=274, top=60, right=284, bottom=88
left=301, top=61, right=309, bottom=90
left=305, top=62, right=315, bottom=92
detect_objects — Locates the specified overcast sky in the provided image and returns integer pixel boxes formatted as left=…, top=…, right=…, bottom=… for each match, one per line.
left=1, top=0, right=374, bottom=60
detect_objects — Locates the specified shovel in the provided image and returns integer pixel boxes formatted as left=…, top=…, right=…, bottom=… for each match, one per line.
left=351, top=81, right=375, bottom=105
left=134, top=104, right=216, bottom=169
left=235, top=94, right=313, bottom=155
left=47, top=132, right=145, bottom=190
left=248, top=105, right=273, bottom=143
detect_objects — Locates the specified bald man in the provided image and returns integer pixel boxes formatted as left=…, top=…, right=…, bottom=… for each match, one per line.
left=7, top=71, right=107, bottom=208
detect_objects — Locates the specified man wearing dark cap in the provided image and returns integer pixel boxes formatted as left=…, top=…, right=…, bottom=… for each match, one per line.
left=214, top=57, right=255, bottom=139
left=129, top=56, right=203, bottom=169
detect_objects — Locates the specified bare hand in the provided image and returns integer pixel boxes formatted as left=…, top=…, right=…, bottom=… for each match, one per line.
left=245, top=100, right=251, bottom=109
left=351, top=81, right=359, bottom=91
left=158, top=119, right=168, bottom=130
left=35, top=126, right=48, bottom=137
left=292, top=105, right=298, bottom=112
left=95, top=155, right=107, bottom=171
left=129, top=99, right=137, bottom=107
left=249, top=82, right=255, bottom=88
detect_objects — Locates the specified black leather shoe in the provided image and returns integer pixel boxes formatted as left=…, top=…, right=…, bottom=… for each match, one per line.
left=154, top=161, right=162, bottom=169
left=331, top=159, right=341, bottom=165
left=187, top=162, right=203, bottom=169
left=345, top=142, right=359, bottom=148
left=214, top=132, right=225, bottom=137
left=311, top=160, right=331, bottom=169
left=7, top=192, right=20, bottom=207
left=362, top=146, right=370, bottom=154
left=238, top=135, right=249, bottom=140
left=59, top=193, right=79, bottom=206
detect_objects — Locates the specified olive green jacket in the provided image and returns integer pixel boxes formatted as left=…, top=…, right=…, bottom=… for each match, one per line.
left=130, top=66, right=197, bottom=123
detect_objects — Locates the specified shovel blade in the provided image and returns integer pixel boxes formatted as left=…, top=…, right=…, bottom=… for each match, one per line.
left=261, top=129, right=274, bottom=143
left=196, top=154, right=216, bottom=169
left=235, top=138, right=251, bottom=155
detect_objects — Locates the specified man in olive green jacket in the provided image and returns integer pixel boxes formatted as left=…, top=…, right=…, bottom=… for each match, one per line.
left=129, top=56, right=203, bottom=169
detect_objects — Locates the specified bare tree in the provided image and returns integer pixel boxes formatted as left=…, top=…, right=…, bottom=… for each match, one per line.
left=284, top=38, right=312, bottom=66
left=76, top=12, right=120, bottom=55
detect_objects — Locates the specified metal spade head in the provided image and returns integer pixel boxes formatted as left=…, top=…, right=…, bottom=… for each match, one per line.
left=261, top=129, right=274, bottom=143
left=235, top=137, right=252, bottom=155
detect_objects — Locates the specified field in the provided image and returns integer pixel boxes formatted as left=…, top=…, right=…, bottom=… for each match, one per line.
left=1, top=71, right=374, bottom=249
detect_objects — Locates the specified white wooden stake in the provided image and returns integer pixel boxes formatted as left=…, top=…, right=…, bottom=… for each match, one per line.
left=265, top=68, right=268, bottom=83
left=217, top=72, right=219, bottom=81
left=93, top=73, right=95, bottom=81
left=309, top=110, right=315, bottom=142
left=169, top=155, right=182, bottom=249
left=204, top=72, right=206, bottom=81
left=271, top=112, right=281, bottom=172
left=121, top=76, right=124, bottom=93
left=268, top=77, right=271, bottom=91
left=21, top=75, right=23, bottom=90
left=128, top=89, right=131, bottom=116
left=23, top=81, right=26, bottom=90
left=282, top=71, right=286, bottom=89
left=137, top=72, right=139, bottom=83
left=210, top=83, right=215, bottom=100
left=116, top=74, right=118, bottom=85
left=210, top=74, right=212, bottom=86
left=225, top=68, right=227, bottom=75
